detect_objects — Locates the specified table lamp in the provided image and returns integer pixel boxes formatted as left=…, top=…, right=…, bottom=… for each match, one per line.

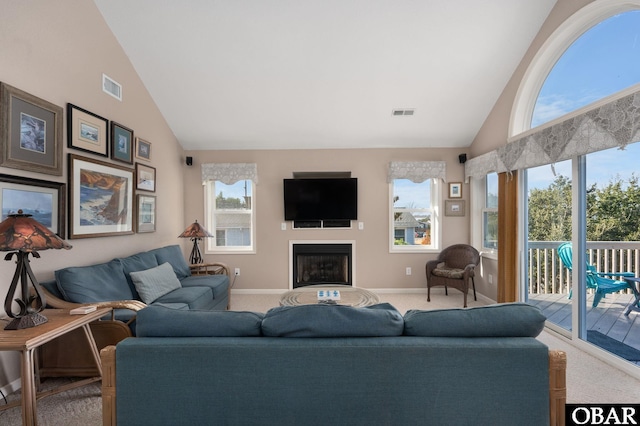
left=178, top=220, right=213, bottom=265
left=0, top=210, right=72, bottom=330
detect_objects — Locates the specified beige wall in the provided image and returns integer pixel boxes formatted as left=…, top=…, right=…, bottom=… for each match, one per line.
left=184, top=148, right=470, bottom=290
left=0, top=0, right=186, bottom=388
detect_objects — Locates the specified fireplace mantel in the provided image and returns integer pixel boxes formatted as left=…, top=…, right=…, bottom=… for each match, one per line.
left=289, top=240, right=356, bottom=289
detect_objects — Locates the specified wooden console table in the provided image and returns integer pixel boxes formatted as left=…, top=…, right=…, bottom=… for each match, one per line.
left=0, top=308, right=111, bottom=425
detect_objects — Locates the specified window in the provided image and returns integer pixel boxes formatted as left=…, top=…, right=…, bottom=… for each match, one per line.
left=389, top=178, right=439, bottom=251
left=205, top=179, right=255, bottom=253
left=482, top=173, right=498, bottom=251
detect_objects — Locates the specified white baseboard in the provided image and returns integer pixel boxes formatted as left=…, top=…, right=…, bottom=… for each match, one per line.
left=0, top=377, right=21, bottom=399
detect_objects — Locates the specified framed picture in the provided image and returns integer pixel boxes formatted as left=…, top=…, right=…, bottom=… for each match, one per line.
left=445, top=200, right=466, bottom=217
left=449, top=182, right=462, bottom=198
left=68, top=154, right=134, bottom=239
left=110, top=121, right=134, bottom=164
left=0, top=82, right=63, bottom=175
left=0, top=174, right=65, bottom=237
left=137, top=194, right=156, bottom=233
left=135, top=137, right=151, bottom=161
left=135, top=163, right=156, bottom=192
left=67, top=103, right=109, bottom=157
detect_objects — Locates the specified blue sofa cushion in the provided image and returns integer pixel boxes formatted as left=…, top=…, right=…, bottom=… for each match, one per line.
left=181, top=274, right=229, bottom=298
left=403, top=302, right=546, bottom=337
left=148, top=245, right=191, bottom=279
left=261, top=303, right=404, bottom=337
left=117, top=251, right=159, bottom=297
left=154, top=286, right=214, bottom=310
left=129, top=262, right=182, bottom=304
left=55, top=260, right=133, bottom=303
left=136, top=305, right=264, bottom=337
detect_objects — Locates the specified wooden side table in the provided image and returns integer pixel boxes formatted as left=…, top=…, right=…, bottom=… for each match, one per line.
left=0, top=308, right=111, bottom=425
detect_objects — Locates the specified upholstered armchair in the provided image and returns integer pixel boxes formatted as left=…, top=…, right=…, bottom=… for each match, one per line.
left=426, top=244, right=480, bottom=307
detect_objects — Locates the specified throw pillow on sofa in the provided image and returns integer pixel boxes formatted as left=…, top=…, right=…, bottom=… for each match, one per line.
left=403, top=302, right=546, bottom=337
left=129, top=262, right=182, bottom=304
left=261, top=303, right=404, bottom=337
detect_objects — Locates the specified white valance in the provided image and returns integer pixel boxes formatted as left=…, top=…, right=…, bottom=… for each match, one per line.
left=387, top=161, right=446, bottom=183
left=201, top=163, right=258, bottom=184
left=465, top=86, right=640, bottom=180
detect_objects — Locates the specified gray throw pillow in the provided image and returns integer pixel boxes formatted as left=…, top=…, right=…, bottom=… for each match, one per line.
left=403, top=302, right=546, bottom=337
left=261, top=303, right=404, bottom=337
left=129, top=262, right=182, bottom=304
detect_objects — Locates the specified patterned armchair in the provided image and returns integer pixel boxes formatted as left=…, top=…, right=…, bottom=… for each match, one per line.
left=426, top=244, right=480, bottom=307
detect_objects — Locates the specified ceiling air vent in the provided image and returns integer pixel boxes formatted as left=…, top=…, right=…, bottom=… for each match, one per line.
left=392, top=109, right=415, bottom=116
left=102, top=74, right=122, bottom=101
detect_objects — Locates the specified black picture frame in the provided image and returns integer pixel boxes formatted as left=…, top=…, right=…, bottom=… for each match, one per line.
left=0, top=173, right=66, bottom=237
left=135, top=162, right=156, bottom=192
left=67, top=103, right=109, bottom=157
left=0, top=82, right=63, bottom=175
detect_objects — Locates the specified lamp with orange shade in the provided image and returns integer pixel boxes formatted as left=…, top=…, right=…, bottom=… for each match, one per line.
left=178, top=220, right=213, bottom=265
left=0, top=210, right=72, bottom=330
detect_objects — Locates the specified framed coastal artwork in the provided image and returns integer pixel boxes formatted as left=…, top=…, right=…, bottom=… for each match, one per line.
left=67, top=103, right=109, bottom=157
left=135, top=137, right=151, bottom=161
left=137, top=194, right=156, bottom=233
left=110, top=121, right=134, bottom=164
left=0, top=174, right=65, bottom=237
left=135, top=163, right=156, bottom=192
left=68, top=154, right=134, bottom=239
left=448, top=182, right=462, bottom=199
left=0, top=82, right=63, bottom=175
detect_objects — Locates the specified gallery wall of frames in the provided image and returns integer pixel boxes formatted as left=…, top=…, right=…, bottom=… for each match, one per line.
left=0, top=81, right=157, bottom=239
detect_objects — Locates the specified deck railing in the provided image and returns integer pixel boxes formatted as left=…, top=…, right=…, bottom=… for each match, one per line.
left=527, top=241, right=640, bottom=295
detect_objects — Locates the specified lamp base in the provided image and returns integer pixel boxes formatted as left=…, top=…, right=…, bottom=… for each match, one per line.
left=4, top=312, right=48, bottom=330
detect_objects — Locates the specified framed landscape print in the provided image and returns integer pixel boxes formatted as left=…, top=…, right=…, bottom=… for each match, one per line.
left=137, top=194, right=156, bottom=233
left=67, top=103, right=109, bottom=157
left=135, top=137, right=151, bottom=161
left=445, top=200, right=465, bottom=217
left=0, top=82, right=63, bottom=175
left=135, top=163, right=156, bottom=192
left=68, top=154, right=134, bottom=239
left=110, top=121, right=134, bottom=164
left=0, top=174, right=65, bottom=237
left=449, top=182, right=462, bottom=198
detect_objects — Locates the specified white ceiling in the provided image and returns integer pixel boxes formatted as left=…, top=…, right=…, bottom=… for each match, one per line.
left=94, top=0, right=556, bottom=151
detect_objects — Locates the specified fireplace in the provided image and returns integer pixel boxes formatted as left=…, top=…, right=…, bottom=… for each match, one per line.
left=290, top=242, right=354, bottom=288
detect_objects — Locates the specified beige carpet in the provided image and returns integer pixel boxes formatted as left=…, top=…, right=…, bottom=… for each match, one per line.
left=1, top=289, right=639, bottom=425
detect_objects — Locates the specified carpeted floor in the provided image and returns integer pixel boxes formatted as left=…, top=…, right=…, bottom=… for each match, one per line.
left=1, top=290, right=640, bottom=425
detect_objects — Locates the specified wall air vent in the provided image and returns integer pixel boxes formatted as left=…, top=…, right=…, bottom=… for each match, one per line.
left=102, top=74, right=122, bottom=101
left=392, top=109, right=415, bottom=116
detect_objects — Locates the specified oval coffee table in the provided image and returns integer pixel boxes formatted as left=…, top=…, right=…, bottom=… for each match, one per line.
left=280, top=285, right=380, bottom=307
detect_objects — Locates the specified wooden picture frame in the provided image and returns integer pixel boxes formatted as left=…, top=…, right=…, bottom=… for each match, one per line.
left=449, top=182, right=462, bottom=198
left=135, top=137, right=151, bottom=161
left=68, top=154, right=134, bottom=239
left=0, top=174, right=66, bottom=237
left=0, top=82, right=63, bottom=175
left=137, top=194, right=156, bottom=233
left=67, top=103, right=109, bottom=157
left=110, top=121, right=134, bottom=164
left=135, top=162, right=156, bottom=192
left=445, top=200, right=465, bottom=217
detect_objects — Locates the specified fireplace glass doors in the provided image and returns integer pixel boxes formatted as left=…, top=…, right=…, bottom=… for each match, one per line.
left=292, top=243, right=352, bottom=288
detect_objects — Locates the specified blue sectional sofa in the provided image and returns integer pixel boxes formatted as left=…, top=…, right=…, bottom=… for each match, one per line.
left=38, top=245, right=230, bottom=378
left=101, top=303, right=566, bottom=426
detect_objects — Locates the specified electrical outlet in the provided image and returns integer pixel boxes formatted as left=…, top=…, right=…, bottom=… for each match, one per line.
left=488, top=274, right=493, bottom=284
left=358, top=222, right=364, bottom=230
left=281, top=222, right=287, bottom=231
left=406, top=267, right=412, bottom=275
left=235, top=268, right=240, bottom=276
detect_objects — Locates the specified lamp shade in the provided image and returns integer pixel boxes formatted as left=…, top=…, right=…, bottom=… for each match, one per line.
left=178, top=220, right=213, bottom=239
left=0, top=210, right=71, bottom=252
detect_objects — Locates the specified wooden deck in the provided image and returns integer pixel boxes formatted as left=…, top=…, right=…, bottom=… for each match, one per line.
left=529, top=292, right=640, bottom=364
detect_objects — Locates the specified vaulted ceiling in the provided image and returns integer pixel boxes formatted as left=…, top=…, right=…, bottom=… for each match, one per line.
left=94, top=0, right=557, bottom=150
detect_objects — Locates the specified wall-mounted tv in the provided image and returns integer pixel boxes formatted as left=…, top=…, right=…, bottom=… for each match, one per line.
left=283, top=178, right=358, bottom=221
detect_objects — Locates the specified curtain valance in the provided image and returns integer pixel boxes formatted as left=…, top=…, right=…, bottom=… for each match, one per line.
left=465, top=86, right=640, bottom=180
left=201, top=163, right=258, bottom=184
left=387, top=161, right=446, bottom=183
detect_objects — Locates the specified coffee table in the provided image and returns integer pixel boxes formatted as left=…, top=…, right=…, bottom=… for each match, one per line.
left=280, top=285, right=380, bottom=307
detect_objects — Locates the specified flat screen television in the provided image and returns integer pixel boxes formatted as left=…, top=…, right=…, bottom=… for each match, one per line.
left=284, top=178, right=357, bottom=221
